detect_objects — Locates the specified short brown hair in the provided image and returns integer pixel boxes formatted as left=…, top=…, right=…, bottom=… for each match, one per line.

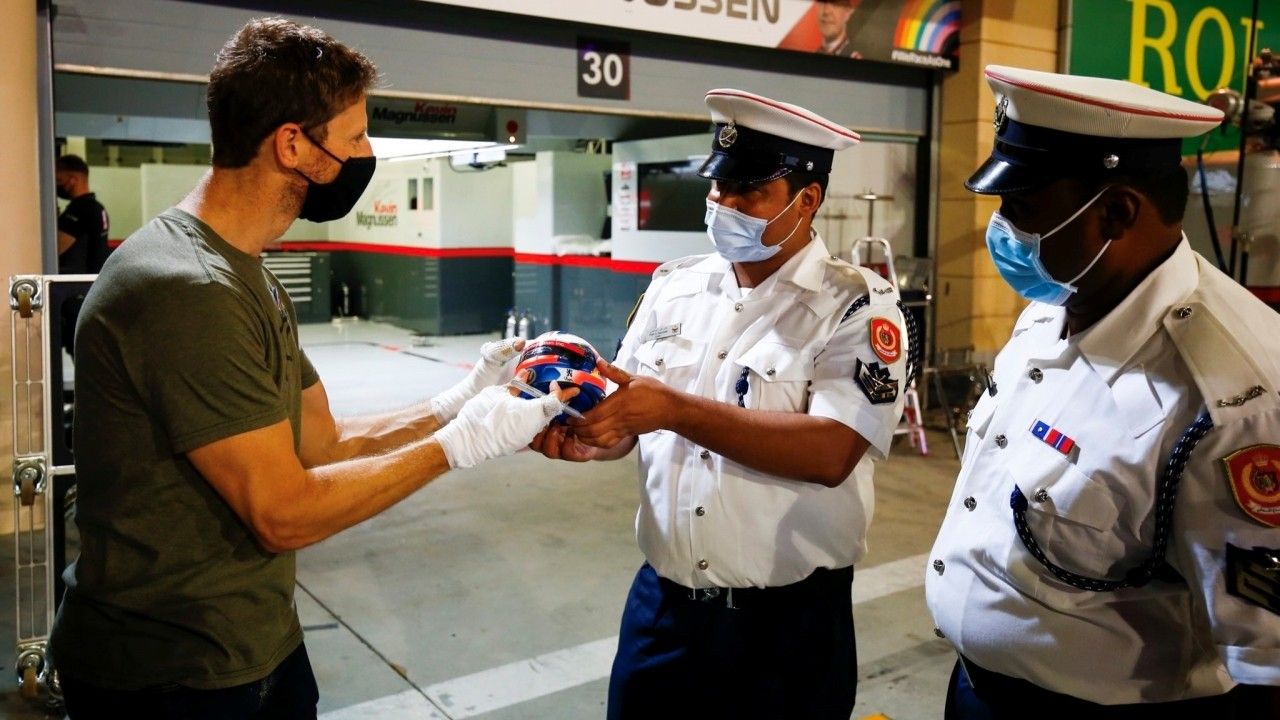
left=56, top=155, right=89, bottom=175
left=207, top=18, right=378, bottom=168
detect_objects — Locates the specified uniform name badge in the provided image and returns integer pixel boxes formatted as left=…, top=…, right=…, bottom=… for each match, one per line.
left=643, top=323, right=682, bottom=344
left=1222, top=444, right=1280, bottom=528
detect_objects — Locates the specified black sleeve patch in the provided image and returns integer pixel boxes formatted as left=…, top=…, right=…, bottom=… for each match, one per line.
left=1226, top=542, right=1280, bottom=615
left=855, top=358, right=899, bottom=405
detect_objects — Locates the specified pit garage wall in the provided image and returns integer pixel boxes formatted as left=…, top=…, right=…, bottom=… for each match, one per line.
left=103, top=159, right=516, bottom=333
left=53, top=0, right=934, bottom=339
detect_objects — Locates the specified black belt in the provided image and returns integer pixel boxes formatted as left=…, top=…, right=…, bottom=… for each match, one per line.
left=957, top=655, right=1248, bottom=716
left=657, top=565, right=852, bottom=610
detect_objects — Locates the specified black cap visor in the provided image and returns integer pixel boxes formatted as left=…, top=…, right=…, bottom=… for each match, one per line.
left=965, top=155, right=1059, bottom=195
left=697, top=151, right=791, bottom=185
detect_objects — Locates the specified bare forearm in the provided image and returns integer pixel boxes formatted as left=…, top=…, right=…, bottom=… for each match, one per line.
left=264, top=436, right=451, bottom=551
left=329, top=401, right=443, bottom=460
left=665, top=392, right=866, bottom=486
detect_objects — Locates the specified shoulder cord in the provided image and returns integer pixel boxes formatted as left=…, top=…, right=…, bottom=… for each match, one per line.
left=1010, top=409, right=1215, bottom=592
left=735, top=294, right=921, bottom=407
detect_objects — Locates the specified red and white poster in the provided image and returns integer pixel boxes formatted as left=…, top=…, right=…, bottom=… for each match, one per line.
left=422, top=0, right=959, bottom=70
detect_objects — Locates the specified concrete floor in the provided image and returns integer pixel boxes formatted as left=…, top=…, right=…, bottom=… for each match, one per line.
left=0, top=319, right=962, bottom=719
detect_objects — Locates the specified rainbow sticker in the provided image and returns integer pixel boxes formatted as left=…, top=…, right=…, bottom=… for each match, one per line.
left=893, top=0, right=961, bottom=55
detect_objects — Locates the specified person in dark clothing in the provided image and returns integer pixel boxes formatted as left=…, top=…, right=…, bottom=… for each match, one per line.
left=55, top=154, right=110, bottom=274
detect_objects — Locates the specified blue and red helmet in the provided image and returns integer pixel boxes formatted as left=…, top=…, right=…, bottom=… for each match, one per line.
left=513, top=331, right=607, bottom=424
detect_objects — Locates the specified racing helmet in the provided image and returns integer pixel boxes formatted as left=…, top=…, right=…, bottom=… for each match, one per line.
left=513, top=331, right=607, bottom=423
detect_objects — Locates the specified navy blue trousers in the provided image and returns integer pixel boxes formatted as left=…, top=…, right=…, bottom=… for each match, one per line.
left=62, top=641, right=318, bottom=720
left=945, top=657, right=1249, bottom=720
left=608, top=563, right=856, bottom=720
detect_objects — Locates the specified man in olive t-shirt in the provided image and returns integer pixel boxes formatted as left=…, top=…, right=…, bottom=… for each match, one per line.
left=49, top=19, right=571, bottom=719
left=52, top=207, right=316, bottom=690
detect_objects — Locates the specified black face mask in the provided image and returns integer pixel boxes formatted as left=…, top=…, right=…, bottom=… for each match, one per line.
left=296, top=134, right=376, bottom=223
left=56, top=184, right=72, bottom=200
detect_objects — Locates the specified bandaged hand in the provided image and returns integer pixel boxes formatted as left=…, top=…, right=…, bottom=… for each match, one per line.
left=432, top=384, right=576, bottom=469
left=430, top=338, right=524, bottom=423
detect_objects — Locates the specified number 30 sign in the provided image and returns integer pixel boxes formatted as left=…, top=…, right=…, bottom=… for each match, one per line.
left=577, top=37, right=630, bottom=100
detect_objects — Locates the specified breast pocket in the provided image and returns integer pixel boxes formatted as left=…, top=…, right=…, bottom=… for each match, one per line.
left=633, top=337, right=704, bottom=390
left=1001, top=446, right=1126, bottom=608
left=962, top=393, right=997, bottom=464
left=734, top=341, right=813, bottom=412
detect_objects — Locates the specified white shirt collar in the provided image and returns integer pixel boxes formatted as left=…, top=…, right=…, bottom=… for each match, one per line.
left=1075, top=236, right=1199, bottom=383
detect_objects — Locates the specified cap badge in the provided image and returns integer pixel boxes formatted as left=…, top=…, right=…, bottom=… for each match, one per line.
left=993, top=96, right=1009, bottom=133
left=1103, top=154, right=1120, bottom=169
left=805, top=161, right=814, bottom=171
left=718, top=122, right=739, bottom=148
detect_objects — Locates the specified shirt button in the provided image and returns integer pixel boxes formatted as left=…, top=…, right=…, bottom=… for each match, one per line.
left=1029, top=368, right=1043, bottom=383
left=655, top=358, right=664, bottom=366
left=934, top=627, right=946, bottom=639
left=695, top=506, right=706, bottom=517
left=699, top=449, right=711, bottom=460
left=1033, top=488, right=1050, bottom=503
left=734, top=302, right=744, bottom=312
left=963, top=497, right=977, bottom=511
left=766, top=368, right=776, bottom=377
left=933, top=559, right=945, bottom=575
left=697, top=559, right=709, bottom=570
left=717, top=350, right=728, bottom=360
left=995, top=434, right=1008, bottom=448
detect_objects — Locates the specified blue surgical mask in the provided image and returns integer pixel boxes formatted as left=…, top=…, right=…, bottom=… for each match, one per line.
left=705, top=191, right=803, bottom=263
left=986, top=187, right=1113, bottom=306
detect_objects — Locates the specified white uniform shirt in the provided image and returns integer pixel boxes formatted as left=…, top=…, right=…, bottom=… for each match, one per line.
left=926, top=239, right=1280, bottom=704
left=615, top=236, right=908, bottom=589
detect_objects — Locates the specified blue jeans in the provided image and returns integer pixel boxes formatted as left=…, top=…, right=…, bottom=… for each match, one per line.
left=61, top=642, right=318, bottom=720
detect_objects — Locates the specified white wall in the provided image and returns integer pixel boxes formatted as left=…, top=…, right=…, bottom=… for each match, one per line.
left=512, top=160, right=544, bottom=253
left=438, top=158, right=513, bottom=248
left=819, top=138, right=919, bottom=262
left=551, top=152, right=612, bottom=239
left=139, top=163, right=207, bottom=221
left=514, top=151, right=611, bottom=255
left=89, top=166, right=142, bottom=239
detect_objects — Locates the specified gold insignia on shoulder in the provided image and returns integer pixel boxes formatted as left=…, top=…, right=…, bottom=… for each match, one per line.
left=1217, top=385, right=1266, bottom=408
left=625, top=292, right=645, bottom=330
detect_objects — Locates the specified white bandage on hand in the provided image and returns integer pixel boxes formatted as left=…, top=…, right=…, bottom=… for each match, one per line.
left=429, top=338, right=524, bottom=423
left=432, top=385, right=565, bottom=469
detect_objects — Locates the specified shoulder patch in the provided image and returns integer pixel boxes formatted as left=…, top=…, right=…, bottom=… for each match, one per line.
left=1222, top=444, right=1280, bottom=527
left=869, top=317, right=902, bottom=364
